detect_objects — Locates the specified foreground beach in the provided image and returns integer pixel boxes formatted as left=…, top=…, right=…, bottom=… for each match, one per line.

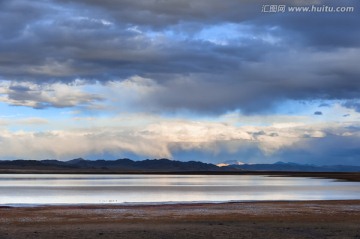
left=1, top=200, right=360, bottom=239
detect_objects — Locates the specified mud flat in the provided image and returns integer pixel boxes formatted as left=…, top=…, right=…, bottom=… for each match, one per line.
left=1, top=200, right=360, bottom=239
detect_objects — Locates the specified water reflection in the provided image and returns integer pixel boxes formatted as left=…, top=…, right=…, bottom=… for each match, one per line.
left=0, top=174, right=359, bottom=205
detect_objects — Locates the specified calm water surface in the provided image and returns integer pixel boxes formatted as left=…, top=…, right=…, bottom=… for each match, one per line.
left=0, top=174, right=359, bottom=206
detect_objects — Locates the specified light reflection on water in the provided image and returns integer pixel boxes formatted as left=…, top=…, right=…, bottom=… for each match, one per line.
left=0, top=174, right=359, bottom=205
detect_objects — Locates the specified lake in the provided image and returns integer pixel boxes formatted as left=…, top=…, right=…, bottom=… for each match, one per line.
left=0, top=174, right=359, bottom=206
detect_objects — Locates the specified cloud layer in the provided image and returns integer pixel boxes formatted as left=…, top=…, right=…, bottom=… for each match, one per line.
left=0, top=0, right=359, bottom=164
left=0, top=110, right=359, bottom=165
left=1, top=0, right=360, bottom=113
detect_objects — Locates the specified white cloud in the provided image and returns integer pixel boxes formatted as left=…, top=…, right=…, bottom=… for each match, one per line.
left=74, top=16, right=114, bottom=26
left=0, top=128, right=170, bottom=160
left=0, top=79, right=359, bottom=161
left=0, top=81, right=103, bottom=109
left=0, top=77, right=162, bottom=114
left=0, top=111, right=357, bottom=161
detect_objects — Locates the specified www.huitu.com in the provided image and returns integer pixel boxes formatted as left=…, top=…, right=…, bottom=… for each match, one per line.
left=262, top=4, right=355, bottom=13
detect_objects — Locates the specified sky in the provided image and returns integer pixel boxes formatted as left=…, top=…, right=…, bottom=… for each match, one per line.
left=0, top=0, right=360, bottom=165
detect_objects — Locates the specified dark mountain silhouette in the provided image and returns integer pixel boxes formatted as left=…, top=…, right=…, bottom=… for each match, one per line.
left=0, top=158, right=222, bottom=172
left=62, top=158, right=223, bottom=171
left=0, top=159, right=359, bottom=172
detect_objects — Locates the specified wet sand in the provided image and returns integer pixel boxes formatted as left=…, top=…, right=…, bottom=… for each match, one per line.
left=1, top=200, right=360, bottom=239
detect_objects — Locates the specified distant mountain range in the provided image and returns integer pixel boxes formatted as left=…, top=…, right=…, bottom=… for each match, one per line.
left=0, top=158, right=221, bottom=172
left=222, top=161, right=360, bottom=172
left=0, top=158, right=359, bottom=172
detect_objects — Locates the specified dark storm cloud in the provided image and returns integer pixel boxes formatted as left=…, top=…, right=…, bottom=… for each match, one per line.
left=314, top=111, right=323, bottom=115
left=0, top=3, right=266, bottom=82
left=147, top=47, right=360, bottom=113
left=55, top=0, right=260, bottom=28
left=273, top=135, right=360, bottom=166
left=171, top=134, right=360, bottom=166
left=0, top=0, right=52, bottom=39
left=266, top=8, right=360, bottom=48
left=342, top=100, right=360, bottom=112
left=0, top=0, right=360, bottom=112
left=57, top=0, right=360, bottom=48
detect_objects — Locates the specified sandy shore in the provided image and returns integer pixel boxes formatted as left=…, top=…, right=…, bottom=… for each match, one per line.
left=1, top=200, right=360, bottom=239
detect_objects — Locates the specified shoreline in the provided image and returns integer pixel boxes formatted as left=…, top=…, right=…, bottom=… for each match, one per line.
left=2, top=200, right=360, bottom=222
left=1, top=170, right=360, bottom=182
left=1, top=200, right=360, bottom=238
left=2, top=198, right=360, bottom=208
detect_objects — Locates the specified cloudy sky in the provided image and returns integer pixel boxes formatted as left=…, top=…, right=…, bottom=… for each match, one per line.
left=0, top=0, right=359, bottom=165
